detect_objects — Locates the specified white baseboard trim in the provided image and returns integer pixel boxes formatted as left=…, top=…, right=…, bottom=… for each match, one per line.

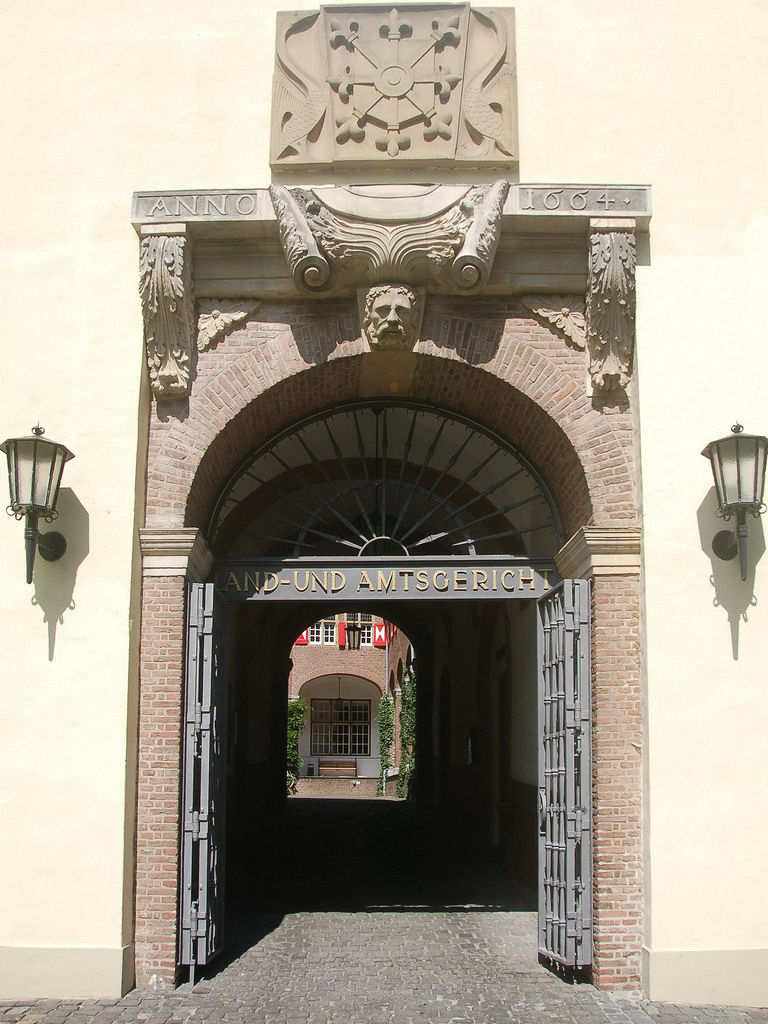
left=0, top=943, right=135, bottom=999
left=643, top=946, right=768, bottom=1006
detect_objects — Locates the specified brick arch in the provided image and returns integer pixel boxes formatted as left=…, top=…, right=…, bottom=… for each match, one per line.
left=145, top=309, right=636, bottom=542
left=297, top=674, right=384, bottom=697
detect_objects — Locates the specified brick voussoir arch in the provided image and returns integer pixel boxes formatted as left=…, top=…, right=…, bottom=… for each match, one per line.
left=146, top=327, right=635, bottom=541
left=298, top=673, right=385, bottom=695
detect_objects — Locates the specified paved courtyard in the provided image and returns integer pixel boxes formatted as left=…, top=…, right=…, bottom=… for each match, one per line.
left=3, top=799, right=766, bottom=1024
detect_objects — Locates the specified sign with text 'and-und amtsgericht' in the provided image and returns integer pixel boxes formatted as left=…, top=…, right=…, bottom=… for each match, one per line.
left=214, top=558, right=559, bottom=601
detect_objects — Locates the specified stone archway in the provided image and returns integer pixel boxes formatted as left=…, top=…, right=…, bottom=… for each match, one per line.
left=135, top=315, right=642, bottom=990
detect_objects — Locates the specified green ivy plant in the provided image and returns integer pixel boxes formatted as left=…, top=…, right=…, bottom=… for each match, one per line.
left=396, top=666, right=416, bottom=798
left=377, top=694, right=395, bottom=795
left=286, top=697, right=308, bottom=794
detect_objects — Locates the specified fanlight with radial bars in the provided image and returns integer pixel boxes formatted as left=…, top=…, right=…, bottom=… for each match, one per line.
left=208, top=403, right=561, bottom=559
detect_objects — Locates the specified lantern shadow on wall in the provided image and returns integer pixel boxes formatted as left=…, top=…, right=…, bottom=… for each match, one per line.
left=698, top=489, right=764, bottom=661
left=29, top=489, right=89, bottom=663
left=31, top=487, right=89, bottom=661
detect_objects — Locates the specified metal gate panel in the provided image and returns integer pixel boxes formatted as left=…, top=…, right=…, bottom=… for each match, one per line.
left=179, top=582, right=228, bottom=975
left=537, top=579, right=592, bottom=968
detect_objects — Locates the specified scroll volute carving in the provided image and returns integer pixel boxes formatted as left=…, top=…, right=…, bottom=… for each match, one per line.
left=139, top=232, right=194, bottom=400
left=269, top=181, right=509, bottom=296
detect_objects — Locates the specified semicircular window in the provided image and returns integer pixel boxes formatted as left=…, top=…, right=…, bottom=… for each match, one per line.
left=209, top=402, right=562, bottom=558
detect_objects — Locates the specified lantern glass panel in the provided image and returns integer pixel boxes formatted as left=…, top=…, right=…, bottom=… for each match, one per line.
left=705, top=433, right=768, bottom=516
left=2, top=435, right=73, bottom=516
left=715, top=436, right=742, bottom=510
left=9, top=439, right=34, bottom=511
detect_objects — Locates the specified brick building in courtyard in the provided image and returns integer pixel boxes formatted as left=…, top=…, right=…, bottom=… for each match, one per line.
left=287, top=614, right=412, bottom=796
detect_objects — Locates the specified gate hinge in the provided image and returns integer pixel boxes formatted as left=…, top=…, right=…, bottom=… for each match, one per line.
left=191, top=810, right=200, bottom=840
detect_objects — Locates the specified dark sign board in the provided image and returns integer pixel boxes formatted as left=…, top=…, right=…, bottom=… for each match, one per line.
left=213, top=557, right=559, bottom=601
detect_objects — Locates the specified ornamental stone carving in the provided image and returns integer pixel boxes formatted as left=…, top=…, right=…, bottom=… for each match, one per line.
left=586, top=221, right=637, bottom=391
left=139, top=231, right=194, bottom=400
left=270, top=5, right=518, bottom=172
left=197, top=300, right=262, bottom=350
left=269, top=181, right=509, bottom=294
left=359, top=284, right=425, bottom=350
left=519, top=296, right=586, bottom=350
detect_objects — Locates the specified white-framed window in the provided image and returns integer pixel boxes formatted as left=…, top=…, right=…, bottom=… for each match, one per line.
left=347, top=612, right=373, bottom=645
left=308, top=618, right=337, bottom=644
left=311, top=699, right=370, bottom=756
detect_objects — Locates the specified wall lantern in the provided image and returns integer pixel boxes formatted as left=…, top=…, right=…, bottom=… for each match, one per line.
left=702, top=423, right=768, bottom=581
left=0, top=426, right=74, bottom=584
left=346, top=622, right=362, bottom=651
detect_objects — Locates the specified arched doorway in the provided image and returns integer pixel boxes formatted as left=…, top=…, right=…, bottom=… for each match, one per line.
left=136, top=344, right=641, bottom=991
left=153, top=397, right=589, bottom=978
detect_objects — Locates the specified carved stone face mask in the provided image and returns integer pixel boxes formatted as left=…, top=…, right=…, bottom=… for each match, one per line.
left=365, top=285, right=420, bottom=349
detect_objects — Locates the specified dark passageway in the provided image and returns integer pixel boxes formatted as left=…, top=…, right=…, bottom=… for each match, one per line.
left=230, top=797, right=535, bottom=916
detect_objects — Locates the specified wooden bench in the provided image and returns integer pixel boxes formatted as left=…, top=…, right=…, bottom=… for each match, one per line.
left=317, top=759, right=357, bottom=778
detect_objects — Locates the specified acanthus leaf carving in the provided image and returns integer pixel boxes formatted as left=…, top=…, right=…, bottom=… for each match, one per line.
left=197, top=300, right=262, bottom=351
left=139, top=232, right=194, bottom=400
left=586, top=226, right=637, bottom=390
left=269, top=182, right=508, bottom=296
left=519, top=295, right=586, bottom=350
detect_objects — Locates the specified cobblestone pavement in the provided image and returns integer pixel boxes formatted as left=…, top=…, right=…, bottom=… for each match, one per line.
left=3, top=799, right=766, bottom=1024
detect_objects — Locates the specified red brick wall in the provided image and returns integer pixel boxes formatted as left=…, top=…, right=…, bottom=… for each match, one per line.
left=288, top=642, right=386, bottom=696
left=287, top=625, right=411, bottom=696
left=590, top=573, right=643, bottom=988
left=134, top=574, right=187, bottom=988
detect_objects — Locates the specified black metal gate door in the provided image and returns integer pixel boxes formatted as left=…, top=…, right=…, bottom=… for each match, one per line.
left=179, top=582, right=228, bottom=978
left=537, top=579, right=592, bottom=968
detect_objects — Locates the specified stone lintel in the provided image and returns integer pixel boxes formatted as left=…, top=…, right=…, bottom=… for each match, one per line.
left=131, top=184, right=652, bottom=235
left=555, top=525, right=642, bottom=579
left=139, top=528, right=213, bottom=581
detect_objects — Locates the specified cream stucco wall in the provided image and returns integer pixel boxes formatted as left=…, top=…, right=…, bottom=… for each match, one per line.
left=1, top=0, right=767, bottom=1004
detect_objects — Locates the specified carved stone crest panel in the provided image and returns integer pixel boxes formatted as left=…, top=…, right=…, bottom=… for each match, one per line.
left=271, top=5, right=518, bottom=172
